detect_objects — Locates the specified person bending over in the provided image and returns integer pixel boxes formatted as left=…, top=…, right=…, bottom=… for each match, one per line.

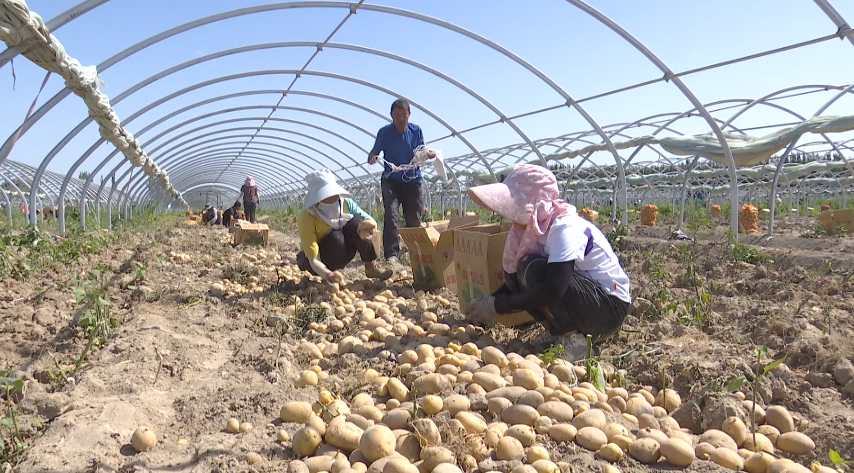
left=296, top=170, right=393, bottom=282
left=222, top=201, right=242, bottom=228
left=464, top=164, right=631, bottom=360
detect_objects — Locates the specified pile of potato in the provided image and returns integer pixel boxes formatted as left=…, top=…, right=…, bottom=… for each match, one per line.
left=226, top=265, right=823, bottom=473
left=167, top=251, right=193, bottom=263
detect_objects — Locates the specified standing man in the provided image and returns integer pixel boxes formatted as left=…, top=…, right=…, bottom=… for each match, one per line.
left=368, top=98, right=429, bottom=264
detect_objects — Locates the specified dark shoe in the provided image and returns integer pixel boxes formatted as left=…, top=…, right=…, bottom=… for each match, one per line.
left=365, top=262, right=393, bottom=280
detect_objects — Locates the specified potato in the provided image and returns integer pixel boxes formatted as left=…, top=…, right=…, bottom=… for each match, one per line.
left=383, top=459, right=420, bottom=473
left=536, top=401, right=574, bottom=423
left=277, top=429, right=290, bottom=442
left=603, top=466, right=620, bottom=473
left=432, top=464, right=463, bottom=473
left=131, top=426, right=157, bottom=452
left=530, top=459, right=559, bottom=473
left=488, top=397, right=513, bottom=416
left=395, top=432, right=421, bottom=462
left=226, top=418, right=240, bottom=433
left=527, top=445, right=550, bottom=463
left=360, top=425, right=396, bottom=463
left=239, top=422, right=253, bottom=433
left=571, top=409, right=606, bottom=430
left=473, top=372, right=508, bottom=392
left=413, top=373, right=450, bottom=394
left=742, top=432, right=774, bottom=453
left=505, top=425, right=537, bottom=446
left=742, top=400, right=766, bottom=424
left=496, top=436, right=525, bottom=461
left=776, top=432, right=815, bottom=455
left=412, top=419, right=441, bottom=446
left=764, top=406, right=795, bottom=434
left=638, top=413, right=660, bottom=430
left=757, top=425, right=780, bottom=445
left=481, top=347, right=509, bottom=368
left=597, top=443, right=624, bottom=462
left=611, top=434, right=633, bottom=451
left=654, top=389, right=681, bottom=413
left=699, top=429, right=738, bottom=451
left=667, top=430, right=695, bottom=447
left=548, top=424, right=577, bottom=443
left=246, top=452, right=264, bottom=465
left=744, top=452, right=775, bottom=473
left=297, top=370, right=319, bottom=387
left=636, top=428, right=669, bottom=445
left=722, top=416, right=748, bottom=446
left=659, top=438, right=694, bottom=467
left=327, top=422, right=365, bottom=452
left=293, top=427, right=323, bottom=457
left=710, top=447, right=744, bottom=471
left=576, top=427, right=608, bottom=451
left=767, top=458, right=798, bottom=473
left=289, top=460, right=310, bottom=473
left=629, top=438, right=661, bottom=464
left=420, top=446, right=456, bottom=471
left=534, top=416, right=552, bottom=434
left=456, top=412, right=488, bottom=434
left=695, top=442, right=716, bottom=460
left=421, top=395, right=443, bottom=415
left=519, top=390, right=545, bottom=408
left=386, top=378, right=410, bottom=402
left=513, top=369, right=544, bottom=390
left=625, top=397, right=654, bottom=418
left=281, top=402, right=314, bottom=423
left=305, top=455, right=336, bottom=473
left=502, top=404, right=540, bottom=426
left=346, top=414, right=372, bottom=431
left=352, top=393, right=374, bottom=409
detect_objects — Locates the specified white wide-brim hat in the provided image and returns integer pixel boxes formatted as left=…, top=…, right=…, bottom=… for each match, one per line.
left=303, top=169, right=352, bottom=210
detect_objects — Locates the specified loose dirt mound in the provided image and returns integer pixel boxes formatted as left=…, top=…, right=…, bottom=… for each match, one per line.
left=1, top=218, right=852, bottom=473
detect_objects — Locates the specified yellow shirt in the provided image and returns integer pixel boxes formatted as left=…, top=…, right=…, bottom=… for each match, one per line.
left=298, top=198, right=373, bottom=258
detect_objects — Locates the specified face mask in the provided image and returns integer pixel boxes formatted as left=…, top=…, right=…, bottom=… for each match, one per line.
left=318, top=200, right=339, bottom=214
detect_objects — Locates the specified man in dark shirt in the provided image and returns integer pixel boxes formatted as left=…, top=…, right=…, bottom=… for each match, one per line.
left=368, top=99, right=430, bottom=263
left=222, top=202, right=242, bottom=228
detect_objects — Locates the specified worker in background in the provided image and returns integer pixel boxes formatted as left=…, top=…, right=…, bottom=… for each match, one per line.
left=238, top=176, right=260, bottom=223
left=222, top=201, right=242, bottom=228
left=296, top=170, right=392, bottom=282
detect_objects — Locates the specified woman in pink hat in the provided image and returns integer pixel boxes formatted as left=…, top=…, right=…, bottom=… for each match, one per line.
left=296, top=170, right=393, bottom=282
left=465, top=164, right=631, bottom=359
left=238, top=176, right=260, bottom=223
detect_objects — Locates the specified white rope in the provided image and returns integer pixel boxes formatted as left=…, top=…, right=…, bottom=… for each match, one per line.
left=377, top=144, right=448, bottom=181
left=0, top=0, right=189, bottom=208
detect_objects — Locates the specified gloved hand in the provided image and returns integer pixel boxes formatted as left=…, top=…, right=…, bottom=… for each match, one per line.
left=465, top=295, right=498, bottom=327
left=357, top=219, right=377, bottom=240
left=325, top=271, right=344, bottom=284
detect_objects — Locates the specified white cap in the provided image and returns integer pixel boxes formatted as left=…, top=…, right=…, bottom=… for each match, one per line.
left=303, top=169, right=351, bottom=210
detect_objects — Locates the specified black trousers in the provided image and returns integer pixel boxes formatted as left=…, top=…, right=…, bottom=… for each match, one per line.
left=244, top=201, right=257, bottom=223
left=506, top=254, right=629, bottom=339
left=381, top=177, right=423, bottom=259
left=296, top=217, right=378, bottom=273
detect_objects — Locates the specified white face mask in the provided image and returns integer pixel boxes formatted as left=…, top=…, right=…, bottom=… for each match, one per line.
left=317, top=200, right=339, bottom=214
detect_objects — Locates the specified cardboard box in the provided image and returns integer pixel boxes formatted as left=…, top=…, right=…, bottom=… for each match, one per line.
left=453, top=223, right=534, bottom=327
left=233, top=221, right=269, bottom=246
left=398, top=216, right=479, bottom=291
left=817, top=208, right=854, bottom=233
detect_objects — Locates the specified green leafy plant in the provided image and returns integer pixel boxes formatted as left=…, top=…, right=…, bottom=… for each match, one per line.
left=72, top=266, right=116, bottom=369
left=538, top=344, right=565, bottom=365
left=827, top=449, right=853, bottom=473
left=584, top=335, right=606, bottom=392
left=726, top=232, right=770, bottom=265
left=606, top=223, right=628, bottom=258
left=1, top=372, right=39, bottom=466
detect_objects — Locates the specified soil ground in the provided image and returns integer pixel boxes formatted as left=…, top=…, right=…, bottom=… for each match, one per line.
left=1, top=213, right=853, bottom=473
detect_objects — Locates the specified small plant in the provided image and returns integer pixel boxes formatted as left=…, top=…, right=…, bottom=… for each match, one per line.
left=221, top=263, right=259, bottom=285
left=724, top=346, right=785, bottom=449
left=606, top=224, right=628, bottom=258
left=800, top=223, right=847, bottom=239
left=1, top=371, right=39, bottom=466
left=826, top=449, right=853, bottom=473
left=643, top=251, right=678, bottom=318
left=584, top=335, right=606, bottom=392
left=538, top=344, right=565, bottom=365
left=726, top=232, right=770, bottom=265
left=72, top=265, right=116, bottom=369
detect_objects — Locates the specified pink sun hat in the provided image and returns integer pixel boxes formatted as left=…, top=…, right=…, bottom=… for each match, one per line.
left=467, top=163, right=575, bottom=272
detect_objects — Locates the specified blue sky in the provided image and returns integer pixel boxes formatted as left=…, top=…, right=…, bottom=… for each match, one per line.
left=1, top=0, right=853, bottom=195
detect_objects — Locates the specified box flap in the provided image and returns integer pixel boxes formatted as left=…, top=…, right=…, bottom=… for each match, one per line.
left=448, top=215, right=480, bottom=230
